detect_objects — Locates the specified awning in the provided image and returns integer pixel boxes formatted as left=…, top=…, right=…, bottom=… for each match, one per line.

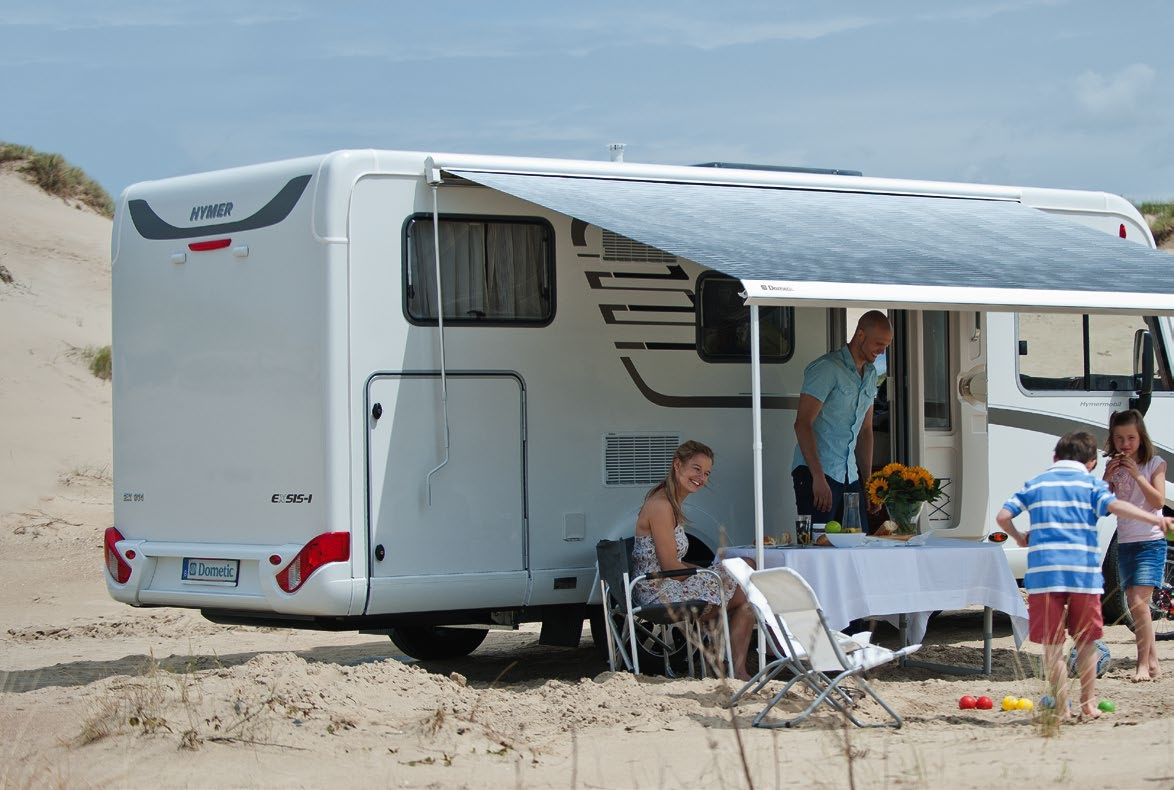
left=443, top=168, right=1174, bottom=314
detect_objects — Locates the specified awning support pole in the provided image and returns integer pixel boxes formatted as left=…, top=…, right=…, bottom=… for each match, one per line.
left=749, top=304, right=766, bottom=670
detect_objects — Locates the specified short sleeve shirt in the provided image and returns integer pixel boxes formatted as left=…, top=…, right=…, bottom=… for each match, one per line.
left=1001, top=460, right=1116, bottom=594
left=1108, top=456, right=1166, bottom=544
left=791, top=344, right=877, bottom=483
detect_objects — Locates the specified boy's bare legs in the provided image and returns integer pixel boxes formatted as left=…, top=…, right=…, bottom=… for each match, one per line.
left=1074, top=640, right=1101, bottom=718
left=1127, top=585, right=1161, bottom=681
left=1042, top=643, right=1072, bottom=720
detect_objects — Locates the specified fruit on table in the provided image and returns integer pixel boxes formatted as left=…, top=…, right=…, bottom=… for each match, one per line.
left=958, top=695, right=977, bottom=709
left=825, top=521, right=842, bottom=533
left=1098, top=699, right=1116, bottom=713
left=975, top=696, right=994, bottom=710
left=1016, top=698, right=1034, bottom=711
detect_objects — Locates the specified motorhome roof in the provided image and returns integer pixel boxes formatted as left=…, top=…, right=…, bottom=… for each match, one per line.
left=693, top=162, right=863, bottom=177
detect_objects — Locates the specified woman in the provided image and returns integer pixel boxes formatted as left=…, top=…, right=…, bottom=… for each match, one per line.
left=632, top=440, right=755, bottom=680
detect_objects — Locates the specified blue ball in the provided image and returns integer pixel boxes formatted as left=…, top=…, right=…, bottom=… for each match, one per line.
left=1067, top=640, right=1112, bottom=678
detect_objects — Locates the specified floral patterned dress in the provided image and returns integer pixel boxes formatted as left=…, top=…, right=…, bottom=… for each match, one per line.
left=631, top=524, right=736, bottom=607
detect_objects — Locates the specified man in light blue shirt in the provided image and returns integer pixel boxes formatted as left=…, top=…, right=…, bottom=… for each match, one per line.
left=792, top=310, right=892, bottom=528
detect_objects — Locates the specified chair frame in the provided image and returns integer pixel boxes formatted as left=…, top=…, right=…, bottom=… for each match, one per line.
left=596, top=538, right=734, bottom=678
left=746, top=566, right=920, bottom=729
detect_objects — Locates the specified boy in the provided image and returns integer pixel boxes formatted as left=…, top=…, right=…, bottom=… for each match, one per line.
left=996, top=431, right=1174, bottom=719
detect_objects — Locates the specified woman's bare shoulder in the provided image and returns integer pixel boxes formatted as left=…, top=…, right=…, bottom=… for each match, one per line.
left=636, top=491, right=674, bottom=533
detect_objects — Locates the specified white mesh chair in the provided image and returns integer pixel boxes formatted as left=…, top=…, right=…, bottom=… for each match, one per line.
left=721, top=558, right=870, bottom=709
left=747, top=566, right=921, bottom=728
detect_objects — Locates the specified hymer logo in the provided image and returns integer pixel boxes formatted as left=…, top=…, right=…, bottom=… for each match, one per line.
left=190, top=202, right=234, bottom=222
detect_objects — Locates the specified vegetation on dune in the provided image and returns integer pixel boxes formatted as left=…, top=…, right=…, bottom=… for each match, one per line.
left=1139, top=201, right=1174, bottom=247
left=0, top=141, right=114, bottom=218
left=76, top=345, right=112, bottom=381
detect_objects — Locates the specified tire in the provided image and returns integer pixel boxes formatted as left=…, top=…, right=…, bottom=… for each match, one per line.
left=590, top=606, right=693, bottom=676
left=1101, top=536, right=1129, bottom=626
left=388, top=626, right=489, bottom=660
left=1151, top=541, right=1174, bottom=641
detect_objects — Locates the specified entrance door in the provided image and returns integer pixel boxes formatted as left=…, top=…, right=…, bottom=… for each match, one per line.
left=872, top=310, right=962, bottom=529
left=366, top=373, right=528, bottom=614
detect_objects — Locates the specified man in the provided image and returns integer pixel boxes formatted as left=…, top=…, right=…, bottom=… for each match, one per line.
left=792, top=310, right=892, bottom=530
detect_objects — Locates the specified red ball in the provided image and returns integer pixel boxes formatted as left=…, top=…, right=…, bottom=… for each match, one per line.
left=975, top=696, right=994, bottom=710
left=959, top=695, right=978, bottom=709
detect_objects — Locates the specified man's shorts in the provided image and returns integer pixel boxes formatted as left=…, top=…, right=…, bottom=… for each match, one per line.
left=1027, top=591, right=1104, bottom=644
left=1117, top=538, right=1169, bottom=589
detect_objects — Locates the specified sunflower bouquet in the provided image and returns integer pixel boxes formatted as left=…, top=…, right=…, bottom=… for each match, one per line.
left=865, top=462, right=944, bottom=534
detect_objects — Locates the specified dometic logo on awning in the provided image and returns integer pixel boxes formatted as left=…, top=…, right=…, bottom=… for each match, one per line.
left=189, top=202, right=234, bottom=222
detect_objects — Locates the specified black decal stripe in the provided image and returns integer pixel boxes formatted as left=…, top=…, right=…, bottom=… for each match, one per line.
left=585, top=271, right=692, bottom=293
left=622, top=357, right=797, bottom=410
left=600, top=305, right=693, bottom=326
left=571, top=218, right=588, bottom=247
left=989, top=407, right=1174, bottom=469
left=128, top=174, right=312, bottom=241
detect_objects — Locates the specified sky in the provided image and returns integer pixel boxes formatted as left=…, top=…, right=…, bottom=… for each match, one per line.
left=2, top=0, right=1172, bottom=202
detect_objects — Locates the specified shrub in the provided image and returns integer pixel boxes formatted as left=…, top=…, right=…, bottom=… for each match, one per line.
left=0, top=140, right=114, bottom=217
left=83, top=345, right=112, bottom=381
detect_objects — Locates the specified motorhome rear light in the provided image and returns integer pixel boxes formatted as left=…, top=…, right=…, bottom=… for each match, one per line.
left=1119, top=223, right=1127, bottom=238
left=188, top=238, right=232, bottom=252
left=268, top=554, right=282, bottom=565
left=275, top=532, right=350, bottom=593
left=104, top=527, right=132, bottom=584
left=988, top=531, right=1009, bottom=543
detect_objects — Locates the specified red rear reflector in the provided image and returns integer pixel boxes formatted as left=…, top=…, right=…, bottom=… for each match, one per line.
left=189, top=238, right=232, bottom=252
left=276, top=532, right=350, bottom=593
left=104, top=527, right=132, bottom=583
left=1119, top=224, right=1127, bottom=238
left=989, top=531, right=1009, bottom=543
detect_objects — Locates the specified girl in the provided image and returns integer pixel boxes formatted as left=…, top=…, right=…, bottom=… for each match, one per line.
left=1104, top=409, right=1169, bottom=681
left=632, top=440, right=755, bottom=680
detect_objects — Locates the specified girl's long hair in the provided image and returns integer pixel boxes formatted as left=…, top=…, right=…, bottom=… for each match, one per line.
left=1106, top=409, right=1155, bottom=464
left=644, top=440, right=714, bottom=527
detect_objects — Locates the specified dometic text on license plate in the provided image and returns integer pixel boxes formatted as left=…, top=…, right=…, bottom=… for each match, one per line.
left=181, top=558, right=240, bottom=585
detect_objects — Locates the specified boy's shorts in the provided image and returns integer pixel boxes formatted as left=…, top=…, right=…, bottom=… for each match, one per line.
left=1027, top=592, right=1104, bottom=644
left=1117, top=538, right=1169, bottom=588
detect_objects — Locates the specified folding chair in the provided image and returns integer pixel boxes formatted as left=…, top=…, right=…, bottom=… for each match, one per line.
left=721, top=558, right=870, bottom=709
left=595, top=538, right=733, bottom=678
left=747, top=566, right=921, bottom=728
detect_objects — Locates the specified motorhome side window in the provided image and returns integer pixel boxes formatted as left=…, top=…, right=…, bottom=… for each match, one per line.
left=405, top=216, right=553, bottom=325
left=696, top=273, right=794, bottom=362
left=1017, top=313, right=1169, bottom=392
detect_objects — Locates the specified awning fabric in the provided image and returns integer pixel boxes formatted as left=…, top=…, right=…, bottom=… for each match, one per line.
left=445, top=169, right=1174, bottom=314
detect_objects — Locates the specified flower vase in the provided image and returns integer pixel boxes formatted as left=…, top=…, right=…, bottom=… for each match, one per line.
left=886, top=500, right=925, bottom=535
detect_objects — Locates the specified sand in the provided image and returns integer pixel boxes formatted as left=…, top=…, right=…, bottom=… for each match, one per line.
left=3, top=168, right=1174, bottom=789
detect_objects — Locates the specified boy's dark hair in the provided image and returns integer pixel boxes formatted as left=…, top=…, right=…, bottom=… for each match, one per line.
left=1054, top=431, right=1098, bottom=463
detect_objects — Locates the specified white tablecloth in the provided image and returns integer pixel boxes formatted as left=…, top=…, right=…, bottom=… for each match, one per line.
left=724, top=537, right=1028, bottom=647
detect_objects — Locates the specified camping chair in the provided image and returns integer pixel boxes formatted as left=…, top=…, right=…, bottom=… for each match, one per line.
left=747, top=566, right=921, bottom=728
left=595, top=538, right=733, bottom=678
left=721, top=558, right=871, bottom=709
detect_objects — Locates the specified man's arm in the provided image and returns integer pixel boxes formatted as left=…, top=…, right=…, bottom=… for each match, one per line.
left=856, top=404, right=876, bottom=509
left=794, top=393, right=832, bottom=512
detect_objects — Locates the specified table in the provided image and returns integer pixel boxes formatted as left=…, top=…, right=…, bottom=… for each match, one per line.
left=724, top=537, right=1028, bottom=675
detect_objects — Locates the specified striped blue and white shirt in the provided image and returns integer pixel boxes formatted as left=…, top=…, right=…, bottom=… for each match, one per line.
left=1001, top=460, right=1116, bottom=595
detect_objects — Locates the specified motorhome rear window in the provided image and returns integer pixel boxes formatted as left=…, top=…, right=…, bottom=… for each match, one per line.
left=404, top=216, right=554, bottom=325
left=696, top=273, right=793, bottom=363
left=1017, top=313, right=1170, bottom=393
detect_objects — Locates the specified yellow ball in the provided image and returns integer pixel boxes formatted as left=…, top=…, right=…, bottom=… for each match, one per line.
left=1001, top=696, right=1018, bottom=711
left=1016, top=698, right=1034, bottom=711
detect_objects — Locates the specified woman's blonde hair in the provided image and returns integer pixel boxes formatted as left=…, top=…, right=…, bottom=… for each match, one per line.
left=645, top=440, right=714, bottom=527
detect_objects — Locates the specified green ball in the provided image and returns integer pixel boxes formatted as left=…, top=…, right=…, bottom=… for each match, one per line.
left=1097, top=700, right=1115, bottom=713
left=825, top=521, right=842, bottom=533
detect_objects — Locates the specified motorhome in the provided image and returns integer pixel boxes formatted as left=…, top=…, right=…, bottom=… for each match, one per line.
left=108, top=150, right=1174, bottom=661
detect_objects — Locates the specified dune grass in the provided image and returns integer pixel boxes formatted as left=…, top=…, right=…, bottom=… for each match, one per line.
left=0, top=141, right=113, bottom=217
left=1139, top=201, right=1174, bottom=246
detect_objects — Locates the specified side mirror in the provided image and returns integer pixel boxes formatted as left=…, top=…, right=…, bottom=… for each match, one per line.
left=1130, top=329, right=1154, bottom=415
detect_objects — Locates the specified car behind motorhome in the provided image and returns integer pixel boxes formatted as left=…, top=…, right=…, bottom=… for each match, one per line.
left=107, top=150, right=1174, bottom=661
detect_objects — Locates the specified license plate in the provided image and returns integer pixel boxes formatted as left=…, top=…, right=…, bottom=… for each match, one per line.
left=181, top=557, right=240, bottom=586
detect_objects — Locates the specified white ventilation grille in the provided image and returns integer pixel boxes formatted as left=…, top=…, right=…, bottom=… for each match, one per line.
left=604, top=433, right=680, bottom=486
left=602, top=230, right=677, bottom=263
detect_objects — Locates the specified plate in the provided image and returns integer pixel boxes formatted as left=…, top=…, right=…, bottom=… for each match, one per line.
left=824, top=533, right=887, bottom=548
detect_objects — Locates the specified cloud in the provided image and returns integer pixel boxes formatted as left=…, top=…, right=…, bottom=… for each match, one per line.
left=1074, top=63, right=1156, bottom=117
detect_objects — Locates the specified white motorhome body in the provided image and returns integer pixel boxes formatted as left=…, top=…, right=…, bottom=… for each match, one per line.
left=109, top=150, right=1174, bottom=657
